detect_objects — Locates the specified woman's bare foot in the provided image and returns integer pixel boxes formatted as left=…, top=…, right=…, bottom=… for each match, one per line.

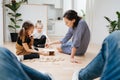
left=57, top=47, right=63, bottom=53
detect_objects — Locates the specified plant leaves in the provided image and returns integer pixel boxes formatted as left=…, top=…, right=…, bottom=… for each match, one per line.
left=104, top=16, right=111, bottom=22
left=15, top=13, right=22, bottom=17
left=15, top=1, right=22, bottom=11
left=15, top=25, right=20, bottom=28
left=8, top=12, right=14, bottom=16
left=10, top=18, right=16, bottom=24
left=5, top=0, right=27, bottom=33
left=5, top=4, right=16, bottom=12
left=116, top=11, right=120, bottom=18
left=8, top=13, right=16, bottom=17
left=5, top=1, right=22, bottom=12
left=111, top=21, right=117, bottom=31
left=22, top=0, right=28, bottom=3
left=8, top=25, right=15, bottom=29
left=116, top=11, right=120, bottom=29
left=104, top=16, right=117, bottom=33
left=17, top=19, right=23, bottom=21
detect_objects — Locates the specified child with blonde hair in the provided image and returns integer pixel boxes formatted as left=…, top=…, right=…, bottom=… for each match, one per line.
left=33, top=20, right=50, bottom=48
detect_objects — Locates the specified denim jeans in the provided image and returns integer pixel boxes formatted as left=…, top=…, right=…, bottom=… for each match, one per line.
left=0, top=47, right=52, bottom=80
left=79, top=30, right=120, bottom=80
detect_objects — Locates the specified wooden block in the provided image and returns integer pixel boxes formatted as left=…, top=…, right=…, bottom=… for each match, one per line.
left=43, top=49, right=55, bottom=56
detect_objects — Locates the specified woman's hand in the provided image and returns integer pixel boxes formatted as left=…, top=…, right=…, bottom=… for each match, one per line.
left=49, top=41, right=61, bottom=45
left=70, top=58, right=78, bottom=63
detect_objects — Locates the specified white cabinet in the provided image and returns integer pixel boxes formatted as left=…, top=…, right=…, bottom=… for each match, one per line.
left=28, top=0, right=43, bottom=4
left=54, top=0, right=63, bottom=8
left=28, top=0, right=54, bottom=5
left=47, top=20, right=55, bottom=34
left=48, top=20, right=68, bottom=36
left=19, top=5, right=48, bottom=33
left=54, top=21, right=68, bottom=36
left=28, top=0, right=62, bottom=8
left=43, top=0, right=55, bottom=5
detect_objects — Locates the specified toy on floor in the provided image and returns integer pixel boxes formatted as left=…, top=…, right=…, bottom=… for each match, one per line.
left=39, top=56, right=65, bottom=62
left=38, top=48, right=55, bottom=56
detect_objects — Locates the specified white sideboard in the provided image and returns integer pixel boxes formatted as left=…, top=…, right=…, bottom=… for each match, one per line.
left=28, top=0, right=62, bottom=8
left=48, top=20, right=68, bottom=37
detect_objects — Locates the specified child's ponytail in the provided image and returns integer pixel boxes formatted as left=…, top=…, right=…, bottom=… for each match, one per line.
left=19, top=27, right=25, bottom=42
left=19, top=21, right=34, bottom=42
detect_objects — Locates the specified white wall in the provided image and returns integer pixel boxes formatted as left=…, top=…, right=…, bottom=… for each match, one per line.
left=86, top=0, right=120, bottom=45
left=50, top=20, right=68, bottom=36
left=0, top=0, right=3, bottom=45
left=73, top=0, right=86, bottom=16
left=63, top=0, right=87, bottom=16
left=19, top=4, right=47, bottom=32
left=63, top=0, right=73, bottom=14
left=4, top=1, right=10, bottom=42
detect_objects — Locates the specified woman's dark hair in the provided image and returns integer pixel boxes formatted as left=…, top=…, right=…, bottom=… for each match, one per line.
left=63, top=10, right=82, bottom=29
left=19, top=21, right=34, bottom=42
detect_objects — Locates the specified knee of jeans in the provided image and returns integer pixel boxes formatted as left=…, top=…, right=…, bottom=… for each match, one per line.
left=78, top=69, right=88, bottom=80
left=0, top=47, right=16, bottom=59
left=0, top=47, right=10, bottom=55
left=107, top=31, right=120, bottom=42
left=0, top=47, right=11, bottom=58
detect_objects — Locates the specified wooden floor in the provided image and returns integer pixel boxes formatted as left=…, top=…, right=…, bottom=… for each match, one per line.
left=3, top=41, right=101, bottom=80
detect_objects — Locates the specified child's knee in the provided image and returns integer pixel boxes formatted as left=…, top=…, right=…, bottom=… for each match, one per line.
left=0, top=47, right=14, bottom=59
left=41, top=35, right=46, bottom=40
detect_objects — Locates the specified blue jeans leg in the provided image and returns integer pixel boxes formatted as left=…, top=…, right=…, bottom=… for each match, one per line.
left=61, top=42, right=72, bottom=55
left=0, top=47, right=31, bottom=80
left=21, top=63, right=52, bottom=80
left=78, top=51, right=105, bottom=80
left=100, top=31, right=120, bottom=80
left=0, top=47, right=51, bottom=80
left=79, top=31, right=120, bottom=80
left=78, top=38, right=108, bottom=80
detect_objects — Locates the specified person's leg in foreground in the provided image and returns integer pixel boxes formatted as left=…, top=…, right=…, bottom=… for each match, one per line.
left=72, top=30, right=120, bottom=80
left=0, top=47, right=53, bottom=80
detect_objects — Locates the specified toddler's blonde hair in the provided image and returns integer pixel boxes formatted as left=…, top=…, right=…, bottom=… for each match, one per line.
left=35, top=20, right=43, bottom=28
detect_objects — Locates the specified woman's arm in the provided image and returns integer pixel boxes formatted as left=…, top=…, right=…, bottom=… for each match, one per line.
left=48, top=28, right=73, bottom=45
left=70, top=47, right=78, bottom=63
left=49, top=40, right=61, bottom=45
left=45, top=40, right=61, bottom=48
left=61, top=28, right=73, bottom=43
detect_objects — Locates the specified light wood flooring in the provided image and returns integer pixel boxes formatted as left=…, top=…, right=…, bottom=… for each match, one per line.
left=3, top=41, right=101, bottom=80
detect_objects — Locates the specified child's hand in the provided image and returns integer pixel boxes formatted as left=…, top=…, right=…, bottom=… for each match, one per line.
left=38, top=50, right=48, bottom=56
left=45, top=44, right=49, bottom=48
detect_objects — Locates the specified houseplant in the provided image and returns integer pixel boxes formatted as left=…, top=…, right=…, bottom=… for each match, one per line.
left=5, top=0, right=27, bottom=42
left=104, top=11, right=120, bottom=33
